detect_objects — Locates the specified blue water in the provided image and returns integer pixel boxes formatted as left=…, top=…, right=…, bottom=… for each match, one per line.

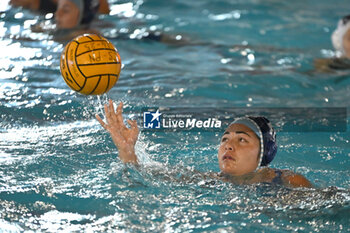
left=1, top=0, right=350, bottom=232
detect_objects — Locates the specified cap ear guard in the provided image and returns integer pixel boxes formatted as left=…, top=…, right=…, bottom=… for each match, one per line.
left=248, top=116, right=277, bottom=167
left=261, top=140, right=277, bottom=166
left=70, top=0, right=99, bottom=25
left=81, top=0, right=100, bottom=25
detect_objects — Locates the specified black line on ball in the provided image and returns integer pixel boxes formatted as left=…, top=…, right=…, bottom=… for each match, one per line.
left=85, top=73, right=118, bottom=78
left=75, top=45, right=89, bottom=81
left=76, top=48, right=117, bottom=57
left=89, top=75, right=102, bottom=95
left=74, top=43, right=90, bottom=92
left=78, top=75, right=87, bottom=92
left=104, top=74, right=110, bottom=93
left=86, top=35, right=94, bottom=41
left=61, top=48, right=75, bottom=91
left=65, top=42, right=81, bottom=89
left=77, top=62, right=121, bottom=66
left=61, top=69, right=75, bottom=91
left=79, top=40, right=107, bottom=44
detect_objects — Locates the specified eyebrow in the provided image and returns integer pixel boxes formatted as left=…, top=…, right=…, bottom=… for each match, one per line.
left=222, top=131, right=251, bottom=137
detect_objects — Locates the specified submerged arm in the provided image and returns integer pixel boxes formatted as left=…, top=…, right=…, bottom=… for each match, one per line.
left=96, top=100, right=139, bottom=165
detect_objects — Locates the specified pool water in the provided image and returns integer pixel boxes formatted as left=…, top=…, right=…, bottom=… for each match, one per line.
left=0, top=0, right=349, bottom=232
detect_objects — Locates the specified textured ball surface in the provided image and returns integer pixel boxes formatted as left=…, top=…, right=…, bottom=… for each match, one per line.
left=60, top=34, right=121, bottom=95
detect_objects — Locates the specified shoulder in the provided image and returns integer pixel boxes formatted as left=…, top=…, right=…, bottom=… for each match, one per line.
left=280, top=170, right=312, bottom=188
left=256, top=167, right=312, bottom=188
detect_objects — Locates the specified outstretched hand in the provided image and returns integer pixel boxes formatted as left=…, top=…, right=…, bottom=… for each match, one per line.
left=96, top=99, right=139, bottom=164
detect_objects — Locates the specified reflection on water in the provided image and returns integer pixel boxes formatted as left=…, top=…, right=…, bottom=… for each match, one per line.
left=0, top=160, right=349, bottom=232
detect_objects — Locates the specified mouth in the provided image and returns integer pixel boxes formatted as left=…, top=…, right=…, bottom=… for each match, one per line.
left=222, top=153, right=235, bottom=161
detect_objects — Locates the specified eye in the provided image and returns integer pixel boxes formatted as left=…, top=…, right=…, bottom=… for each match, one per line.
left=221, top=137, right=228, bottom=142
left=239, top=137, right=248, bottom=143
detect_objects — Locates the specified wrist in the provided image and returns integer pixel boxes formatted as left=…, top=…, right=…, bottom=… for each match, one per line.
left=118, top=147, right=135, bottom=155
left=118, top=148, right=138, bottom=164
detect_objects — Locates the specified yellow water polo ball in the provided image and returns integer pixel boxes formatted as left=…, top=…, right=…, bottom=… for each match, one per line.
left=60, top=34, right=121, bottom=95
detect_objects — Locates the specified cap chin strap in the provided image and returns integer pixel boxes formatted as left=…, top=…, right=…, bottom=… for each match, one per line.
left=249, top=119, right=264, bottom=171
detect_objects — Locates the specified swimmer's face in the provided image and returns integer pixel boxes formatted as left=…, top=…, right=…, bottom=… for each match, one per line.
left=218, top=123, right=260, bottom=176
left=55, top=0, right=80, bottom=29
left=343, top=28, right=350, bottom=58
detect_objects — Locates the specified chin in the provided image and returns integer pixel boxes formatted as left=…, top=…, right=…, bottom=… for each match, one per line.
left=220, top=166, right=238, bottom=176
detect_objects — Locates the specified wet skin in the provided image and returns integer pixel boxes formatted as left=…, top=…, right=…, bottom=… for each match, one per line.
left=343, top=29, right=350, bottom=58
left=55, top=0, right=80, bottom=29
left=218, top=123, right=260, bottom=176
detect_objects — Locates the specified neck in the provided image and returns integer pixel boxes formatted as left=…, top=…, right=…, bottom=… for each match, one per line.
left=219, top=171, right=257, bottom=184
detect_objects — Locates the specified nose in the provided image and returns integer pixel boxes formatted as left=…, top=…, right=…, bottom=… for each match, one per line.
left=225, top=142, right=234, bottom=151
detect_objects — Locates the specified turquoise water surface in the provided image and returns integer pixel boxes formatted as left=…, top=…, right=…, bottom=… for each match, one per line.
left=0, top=0, right=349, bottom=232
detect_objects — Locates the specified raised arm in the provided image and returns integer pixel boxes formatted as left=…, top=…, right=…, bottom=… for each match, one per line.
left=95, top=100, right=139, bottom=165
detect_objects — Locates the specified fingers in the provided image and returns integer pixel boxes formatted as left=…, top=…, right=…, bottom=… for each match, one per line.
left=108, top=99, right=115, bottom=113
left=104, top=99, right=117, bottom=125
left=108, top=99, right=117, bottom=121
left=95, top=114, right=107, bottom=130
left=104, top=102, right=109, bottom=118
left=101, top=100, right=134, bottom=132
left=116, top=102, right=125, bottom=128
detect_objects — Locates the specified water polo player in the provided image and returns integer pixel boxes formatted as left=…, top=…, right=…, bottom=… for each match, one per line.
left=46, top=0, right=101, bottom=40
left=313, top=15, right=350, bottom=72
left=55, top=0, right=99, bottom=29
left=96, top=100, right=312, bottom=188
left=332, top=15, right=350, bottom=58
left=10, top=0, right=109, bottom=14
left=216, top=117, right=311, bottom=187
